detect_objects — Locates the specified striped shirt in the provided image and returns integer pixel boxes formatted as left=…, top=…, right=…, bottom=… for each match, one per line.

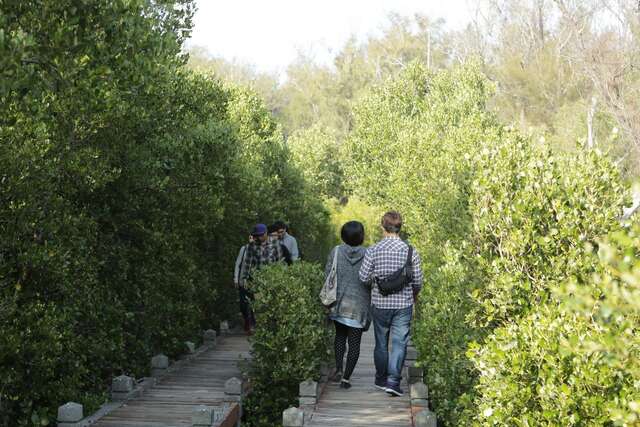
left=359, top=236, right=423, bottom=309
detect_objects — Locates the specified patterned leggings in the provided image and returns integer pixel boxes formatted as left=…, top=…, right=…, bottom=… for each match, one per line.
left=334, top=321, right=364, bottom=380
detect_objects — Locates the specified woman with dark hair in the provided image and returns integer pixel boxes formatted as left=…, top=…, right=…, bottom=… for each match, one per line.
left=324, top=221, right=371, bottom=389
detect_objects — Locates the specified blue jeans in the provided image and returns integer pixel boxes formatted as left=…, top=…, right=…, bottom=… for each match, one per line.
left=372, top=305, right=412, bottom=386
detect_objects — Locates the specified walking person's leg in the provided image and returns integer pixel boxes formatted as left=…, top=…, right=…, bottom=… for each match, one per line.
left=385, top=305, right=413, bottom=396
left=372, top=306, right=392, bottom=389
left=238, top=287, right=251, bottom=333
left=333, top=321, right=348, bottom=380
left=246, top=288, right=256, bottom=329
left=339, top=326, right=363, bottom=389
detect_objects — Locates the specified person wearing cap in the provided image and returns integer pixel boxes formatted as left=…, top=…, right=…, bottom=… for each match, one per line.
left=244, top=223, right=284, bottom=275
left=239, top=223, right=284, bottom=333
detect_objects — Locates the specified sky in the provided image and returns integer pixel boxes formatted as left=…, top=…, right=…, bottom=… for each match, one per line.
left=187, top=0, right=474, bottom=75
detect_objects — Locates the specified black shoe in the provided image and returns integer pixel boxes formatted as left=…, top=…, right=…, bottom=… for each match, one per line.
left=340, top=379, right=351, bottom=389
left=385, top=383, right=404, bottom=397
left=330, top=371, right=343, bottom=383
left=374, top=377, right=386, bottom=391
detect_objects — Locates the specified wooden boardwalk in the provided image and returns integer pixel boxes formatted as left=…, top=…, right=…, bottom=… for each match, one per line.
left=93, top=334, right=250, bottom=427
left=306, top=328, right=413, bottom=427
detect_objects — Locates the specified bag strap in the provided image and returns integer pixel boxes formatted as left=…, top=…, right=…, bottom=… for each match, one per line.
left=332, top=245, right=339, bottom=271
left=404, top=245, right=414, bottom=276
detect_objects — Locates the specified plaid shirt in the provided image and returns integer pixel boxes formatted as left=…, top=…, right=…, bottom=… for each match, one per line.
left=359, top=236, right=423, bottom=309
left=242, top=238, right=283, bottom=281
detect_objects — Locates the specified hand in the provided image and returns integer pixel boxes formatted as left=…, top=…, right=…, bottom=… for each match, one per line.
left=234, top=281, right=239, bottom=289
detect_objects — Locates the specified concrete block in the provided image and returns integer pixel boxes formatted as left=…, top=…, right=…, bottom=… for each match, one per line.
left=220, top=320, right=230, bottom=335
left=299, top=396, right=317, bottom=406
left=412, top=398, right=430, bottom=407
left=299, top=380, right=318, bottom=397
left=410, top=382, right=429, bottom=400
left=151, top=354, right=169, bottom=377
left=408, top=366, right=423, bottom=379
left=406, top=347, right=418, bottom=361
left=415, top=409, right=438, bottom=427
left=138, top=377, right=157, bottom=392
left=282, top=406, right=305, bottom=427
left=57, top=402, right=83, bottom=423
left=225, top=377, right=243, bottom=396
left=203, top=329, right=217, bottom=346
left=191, top=405, right=214, bottom=426
left=112, top=375, right=134, bottom=393
left=151, top=354, right=169, bottom=369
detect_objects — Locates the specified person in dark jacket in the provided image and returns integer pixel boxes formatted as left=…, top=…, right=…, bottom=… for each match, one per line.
left=324, top=221, right=372, bottom=389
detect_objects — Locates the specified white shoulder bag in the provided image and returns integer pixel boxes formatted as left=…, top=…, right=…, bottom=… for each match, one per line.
left=319, top=246, right=339, bottom=307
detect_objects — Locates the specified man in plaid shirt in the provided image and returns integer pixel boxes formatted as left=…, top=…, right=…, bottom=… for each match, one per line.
left=239, top=223, right=283, bottom=334
left=243, top=223, right=284, bottom=279
left=359, top=211, right=423, bottom=397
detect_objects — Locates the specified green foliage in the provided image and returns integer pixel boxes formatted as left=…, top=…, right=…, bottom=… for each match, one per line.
left=0, top=3, right=330, bottom=425
left=468, top=139, right=626, bottom=326
left=288, top=125, right=345, bottom=199
left=244, top=263, right=332, bottom=427
left=326, top=197, right=383, bottom=247
left=468, top=225, right=640, bottom=426
left=343, top=61, right=629, bottom=424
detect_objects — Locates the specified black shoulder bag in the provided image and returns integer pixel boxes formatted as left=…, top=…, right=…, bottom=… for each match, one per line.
left=376, top=246, right=414, bottom=297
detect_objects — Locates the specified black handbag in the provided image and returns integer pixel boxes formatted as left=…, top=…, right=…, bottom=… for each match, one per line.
left=376, top=245, right=414, bottom=296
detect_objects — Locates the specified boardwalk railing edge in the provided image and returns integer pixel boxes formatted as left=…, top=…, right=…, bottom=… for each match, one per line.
left=282, top=361, right=334, bottom=427
left=55, top=320, right=244, bottom=427
left=405, top=341, right=438, bottom=427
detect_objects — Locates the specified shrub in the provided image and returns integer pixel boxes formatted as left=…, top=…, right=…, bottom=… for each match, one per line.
left=0, top=3, right=330, bottom=425
left=468, top=226, right=640, bottom=426
left=288, top=125, right=345, bottom=199
left=343, top=61, right=628, bottom=424
left=244, top=262, right=332, bottom=427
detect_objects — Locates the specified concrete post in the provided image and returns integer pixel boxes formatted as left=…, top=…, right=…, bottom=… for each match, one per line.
left=319, top=362, right=330, bottom=382
left=224, top=377, right=244, bottom=397
left=220, top=320, right=230, bottom=335
left=415, top=409, right=438, bottom=427
left=203, top=329, right=217, bottom=347
left=410, top=382, right=429, bottom=407
left=57, top=402, right=83, bottom=427
left=224, top=376, right=245, bottom=421
left=408, top=365, right=424, bottom=384
left=298, top=380, right=318, bottom=406
left=111, top=375, right=135, bottom=401
left=283, top=406, right=305, bottom=426
left=406, top=346, right=418, bottom=361
left=151, top=354, right=169, bottom=377
left=191, top=405, right=214, bottom=427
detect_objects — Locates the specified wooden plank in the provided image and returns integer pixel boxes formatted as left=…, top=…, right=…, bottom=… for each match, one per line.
left=93, top=334, right=249, bottom=427
left=306, top=328, right=413, bottom=427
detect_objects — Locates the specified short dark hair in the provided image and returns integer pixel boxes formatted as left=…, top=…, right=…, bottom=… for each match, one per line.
left=272, top=220, right=287, bottom=231
left=267, top=224, right=278, bottom=234
left=381, top=211, right=402, bottom=233
left=341, top=221, right=365, bottom=247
